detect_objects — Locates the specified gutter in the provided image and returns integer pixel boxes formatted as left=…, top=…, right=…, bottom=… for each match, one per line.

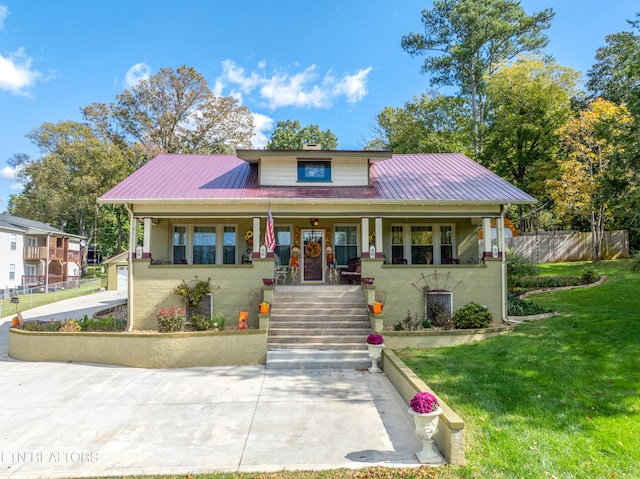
left=500, top=206, right=508, bottom=322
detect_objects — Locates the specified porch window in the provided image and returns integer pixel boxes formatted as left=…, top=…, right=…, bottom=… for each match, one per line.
left=440, top=226, right=453, bottom=262
left=274, top=226, right=291, bottom=266
left=173, top=226, right=187, bottom=264
left=391, top=226, right=404, bottom=263
left=223, top=226, right=236, bottom=264
left=26, top=265, right=37, bottom=277
left=9, top=264, right=15, bottom=280
left=334, top=225, right=358, bottom=266
left=412, top=226, right=434, bottom=264
left=193, top=226, right=216, bottom=264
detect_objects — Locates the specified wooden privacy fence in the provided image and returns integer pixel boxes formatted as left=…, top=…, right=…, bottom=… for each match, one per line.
left=503, top=230, right=629, bottom=264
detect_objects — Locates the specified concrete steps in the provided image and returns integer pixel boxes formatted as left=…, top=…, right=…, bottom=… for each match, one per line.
left=266, top=285, right=372, bottom=369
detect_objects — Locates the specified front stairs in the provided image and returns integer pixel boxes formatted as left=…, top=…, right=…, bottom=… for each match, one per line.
left=266, top=285, right=372, bottom=369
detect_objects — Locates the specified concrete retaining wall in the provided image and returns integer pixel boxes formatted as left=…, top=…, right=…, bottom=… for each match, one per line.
left=9, top=328, right=267, bottom=368
left=381, top=326, right=512, bottom=349
left=382, top=349, right=465, bottom=465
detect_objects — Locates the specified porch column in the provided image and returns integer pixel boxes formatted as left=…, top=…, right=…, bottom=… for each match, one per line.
left=482, top=217, right=492, bottom=258
left=361, top=217, right=370, bottom=258
left=375, top=217, right=383, bottom=258
left=495, top=215, right=505, bottom=258
left=142, top=217, right=152, bottom=258
left=252, top=216, right=261, bottom=258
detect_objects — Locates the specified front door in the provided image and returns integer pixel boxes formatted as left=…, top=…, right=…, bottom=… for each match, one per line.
left=301, top=229, right=324, bottom=282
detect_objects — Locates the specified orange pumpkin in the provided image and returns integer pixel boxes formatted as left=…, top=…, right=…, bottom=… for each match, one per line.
left=372, top=302, right=383, bottom=314
left=259, top=302, right=270, bottom=314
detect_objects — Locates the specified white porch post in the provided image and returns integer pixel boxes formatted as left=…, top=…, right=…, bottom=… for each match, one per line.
left=361, top=217, right=370, bottom=258
left=482, top=217, right=492, bottom=259
left=142, top=217, right=152, bottom=258
left=375, top=217, right=383, bottom=258
left=496, top=216, right=505, bottom=258
left=252, top=216, right=261, bottom=258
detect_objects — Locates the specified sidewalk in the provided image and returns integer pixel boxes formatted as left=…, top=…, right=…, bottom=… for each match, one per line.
left=0, top=293, right=423, bottom=478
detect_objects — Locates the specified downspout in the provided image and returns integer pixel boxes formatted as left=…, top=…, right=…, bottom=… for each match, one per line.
left=500, top=205, right=508, bottom=323
left=124, top=203, right=135, bottom=332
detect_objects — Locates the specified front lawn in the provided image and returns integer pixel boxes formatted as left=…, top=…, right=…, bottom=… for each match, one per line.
left=399, top=259, right=639, bottom=478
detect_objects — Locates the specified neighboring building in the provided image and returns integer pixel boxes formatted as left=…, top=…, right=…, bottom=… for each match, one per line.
left=103, top=251, right=129, bottom=291
left=0, top=214, right=84, bottom=294
left=98, top=148, right=536, bottom=330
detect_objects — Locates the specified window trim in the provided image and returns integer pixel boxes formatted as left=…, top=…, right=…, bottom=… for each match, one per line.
left=391, top=223, right=456, bottom=265
left=172, top=223, right=239, bottom=265
left=297, top=159, right=332, bottom=182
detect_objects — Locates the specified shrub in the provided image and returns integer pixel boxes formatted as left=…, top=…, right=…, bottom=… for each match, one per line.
left=430, top=302, right=453, bottom=330
left=453, top=302, right=493, bottom=329
left=508, top=297, right=553, bottom=316
left=156, top=306, right=186, bottom=333
left=506, top=249, right=538, bottom=291
left=211, top=313, right=226, bottom=331
left=631, top=250, right=640, bottom=273
left=393, top=321, right=404, bottom=331
left=581, top=267, right=599, bottom=284
left=514, top=276, right=583, bottom=290
left=59, top=319, right=81, bottom=332
left=191, top=313, right=212, bottom=331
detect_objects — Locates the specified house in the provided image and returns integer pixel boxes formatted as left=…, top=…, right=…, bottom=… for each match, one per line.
left=98, top=147, right=536, bottom=330
left=0, top=214, right=84, bottom=295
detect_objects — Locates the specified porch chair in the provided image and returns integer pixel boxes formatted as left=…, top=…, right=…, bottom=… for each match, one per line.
left=339, top=257, right=361, bottom=284
left=274, top=254, right=288, bottom=285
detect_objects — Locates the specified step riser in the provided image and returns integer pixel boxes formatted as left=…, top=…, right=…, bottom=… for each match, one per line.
left=269, top=322, right=369, bottom=329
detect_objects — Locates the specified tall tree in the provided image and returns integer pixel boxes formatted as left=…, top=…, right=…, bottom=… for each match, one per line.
left=367, top=93, right=472, bottom=155
left=546, top=99, right=633, bottom=261
left=85, top=65, right=255, bottom=160
left=482, top=55, right=579, bottom=229
left=266, top=120, right=338, bottom=150
left=401, top=0, right=554, bottom=157
left=8, top=121, right=131, bottom=273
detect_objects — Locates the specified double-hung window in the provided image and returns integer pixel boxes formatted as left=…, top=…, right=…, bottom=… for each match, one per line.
left=10, top=234, right=17, bottom=250
left=222, top=227, right=236, bottom=264
left=173, top=226, right=187, bottom=264
left=334, top=225, right=358, bottom=266
left=274, top=226, right=292, bottom=266
left=172, top=225, right=238, bottom=264
left=392, top=224, right=455, bottom=265
left=193, top=227, right=216, bottom=264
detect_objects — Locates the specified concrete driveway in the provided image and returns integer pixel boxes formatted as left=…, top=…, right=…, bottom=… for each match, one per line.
left=0, top=292, right=422, bottom=478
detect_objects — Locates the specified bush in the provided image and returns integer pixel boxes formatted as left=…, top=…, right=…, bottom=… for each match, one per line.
left=453, top=302, right=493, bottom=329
left=430, top=302, right=453, bottom=330
left=507, top=249, right=538, bottom=291
left=631, top=250, right=640, bottom=273
left=156, top=306, right=186, bottom=333
left=581, top=267, right=599, bottom=284
left=514, top=276, right=583, bottom=290
left=211, top=313, right=226, bottom=331
left=508, top=297, right=553, bottom=316
left=191, top=313, right=212, bottom=331
left=59, top=319, right=81, bottom=332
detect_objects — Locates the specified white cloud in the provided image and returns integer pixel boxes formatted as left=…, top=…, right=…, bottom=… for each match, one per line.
left=0, top=4, right=8, bottom=29
left=0, top=48, right=41, bottom=96
left=216, top=60, right=373, bottom=110
left=0, top=165, right=17, bottom=181
left=251, top=113, right=274, bottom=149
left=124, top=62, right=151, bottom=88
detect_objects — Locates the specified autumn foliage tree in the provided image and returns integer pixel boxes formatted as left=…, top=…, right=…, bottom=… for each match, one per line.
left=547, top=99, right=633, bottom=261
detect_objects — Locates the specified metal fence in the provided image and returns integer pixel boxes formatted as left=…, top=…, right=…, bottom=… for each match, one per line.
left=0, top=277, right=102, bottom=318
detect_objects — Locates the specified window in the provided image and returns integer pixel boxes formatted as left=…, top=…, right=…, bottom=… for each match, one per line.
left=297, top=160, right=331, bottom=182
left=9, top=264, right=15, bottom=280
left=193, top=226, right=216, bottom=264
left=391, top=226, right=404, bottom=263
left=411, top=226, right=433, bottom=264
left=10, top=234, right=17, bottom=250
left=173, top=226, right=187, bottom=264
left=334, top=225, right=358, bottom=266
left=223, top=226, right=236, bottom=264
left=392, top=224, right=455, bottom=265
left=274, top=226, right=292, bottom=266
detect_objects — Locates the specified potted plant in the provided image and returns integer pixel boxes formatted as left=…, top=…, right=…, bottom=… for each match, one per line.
left=408, top=391, right=444, bottom=465
left=366, top=333, right=384, bottom=373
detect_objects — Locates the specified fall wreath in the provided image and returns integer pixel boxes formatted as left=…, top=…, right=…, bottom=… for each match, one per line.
left=305, top=241, right=321, bottom=258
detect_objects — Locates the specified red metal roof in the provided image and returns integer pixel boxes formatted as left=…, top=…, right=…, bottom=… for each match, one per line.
left=99, top=153, right=536, bottom=204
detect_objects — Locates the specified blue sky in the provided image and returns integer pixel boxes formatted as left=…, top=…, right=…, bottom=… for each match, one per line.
left=0, top=0, right=637, bottom=210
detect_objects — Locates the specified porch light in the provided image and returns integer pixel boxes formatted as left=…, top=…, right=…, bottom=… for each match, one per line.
left=10, top=296, right=19, bottom=314
left=309, top=218, right=319, bottom=228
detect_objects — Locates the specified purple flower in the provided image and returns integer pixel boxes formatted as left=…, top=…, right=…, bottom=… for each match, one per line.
left=410, top=391, right=440, bottom=414
left=366, top=333, right=384, bottom=345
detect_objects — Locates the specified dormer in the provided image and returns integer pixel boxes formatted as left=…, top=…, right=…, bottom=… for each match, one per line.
left=236, top=147, right=392, bottom=187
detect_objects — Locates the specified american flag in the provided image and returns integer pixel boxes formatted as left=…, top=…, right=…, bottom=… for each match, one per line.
left=265, top=205, right=276, bottom=252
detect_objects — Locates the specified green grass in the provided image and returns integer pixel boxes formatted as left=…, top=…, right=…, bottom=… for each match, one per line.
left=1, top=265, right=106, bottom=317
left=398, top=259, right=640, bottom=478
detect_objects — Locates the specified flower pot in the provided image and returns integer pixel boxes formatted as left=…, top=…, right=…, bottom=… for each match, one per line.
left=262, top=278, right=274, bottom=286
left=367, top=344, right=383, bottom=373
left=408, top=407, right=445, bottom=465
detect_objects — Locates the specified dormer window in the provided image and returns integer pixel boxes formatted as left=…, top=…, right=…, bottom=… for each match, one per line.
left=298, top=160, right=331, bottom=182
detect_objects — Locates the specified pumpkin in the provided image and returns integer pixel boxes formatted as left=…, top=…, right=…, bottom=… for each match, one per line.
left=259, top=301, right=270, bottom=314
left=372, top=301, right=383, bottom=314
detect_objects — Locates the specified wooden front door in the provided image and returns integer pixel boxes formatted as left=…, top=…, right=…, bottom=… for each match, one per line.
left=301, top=229, right=324, bottom=282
